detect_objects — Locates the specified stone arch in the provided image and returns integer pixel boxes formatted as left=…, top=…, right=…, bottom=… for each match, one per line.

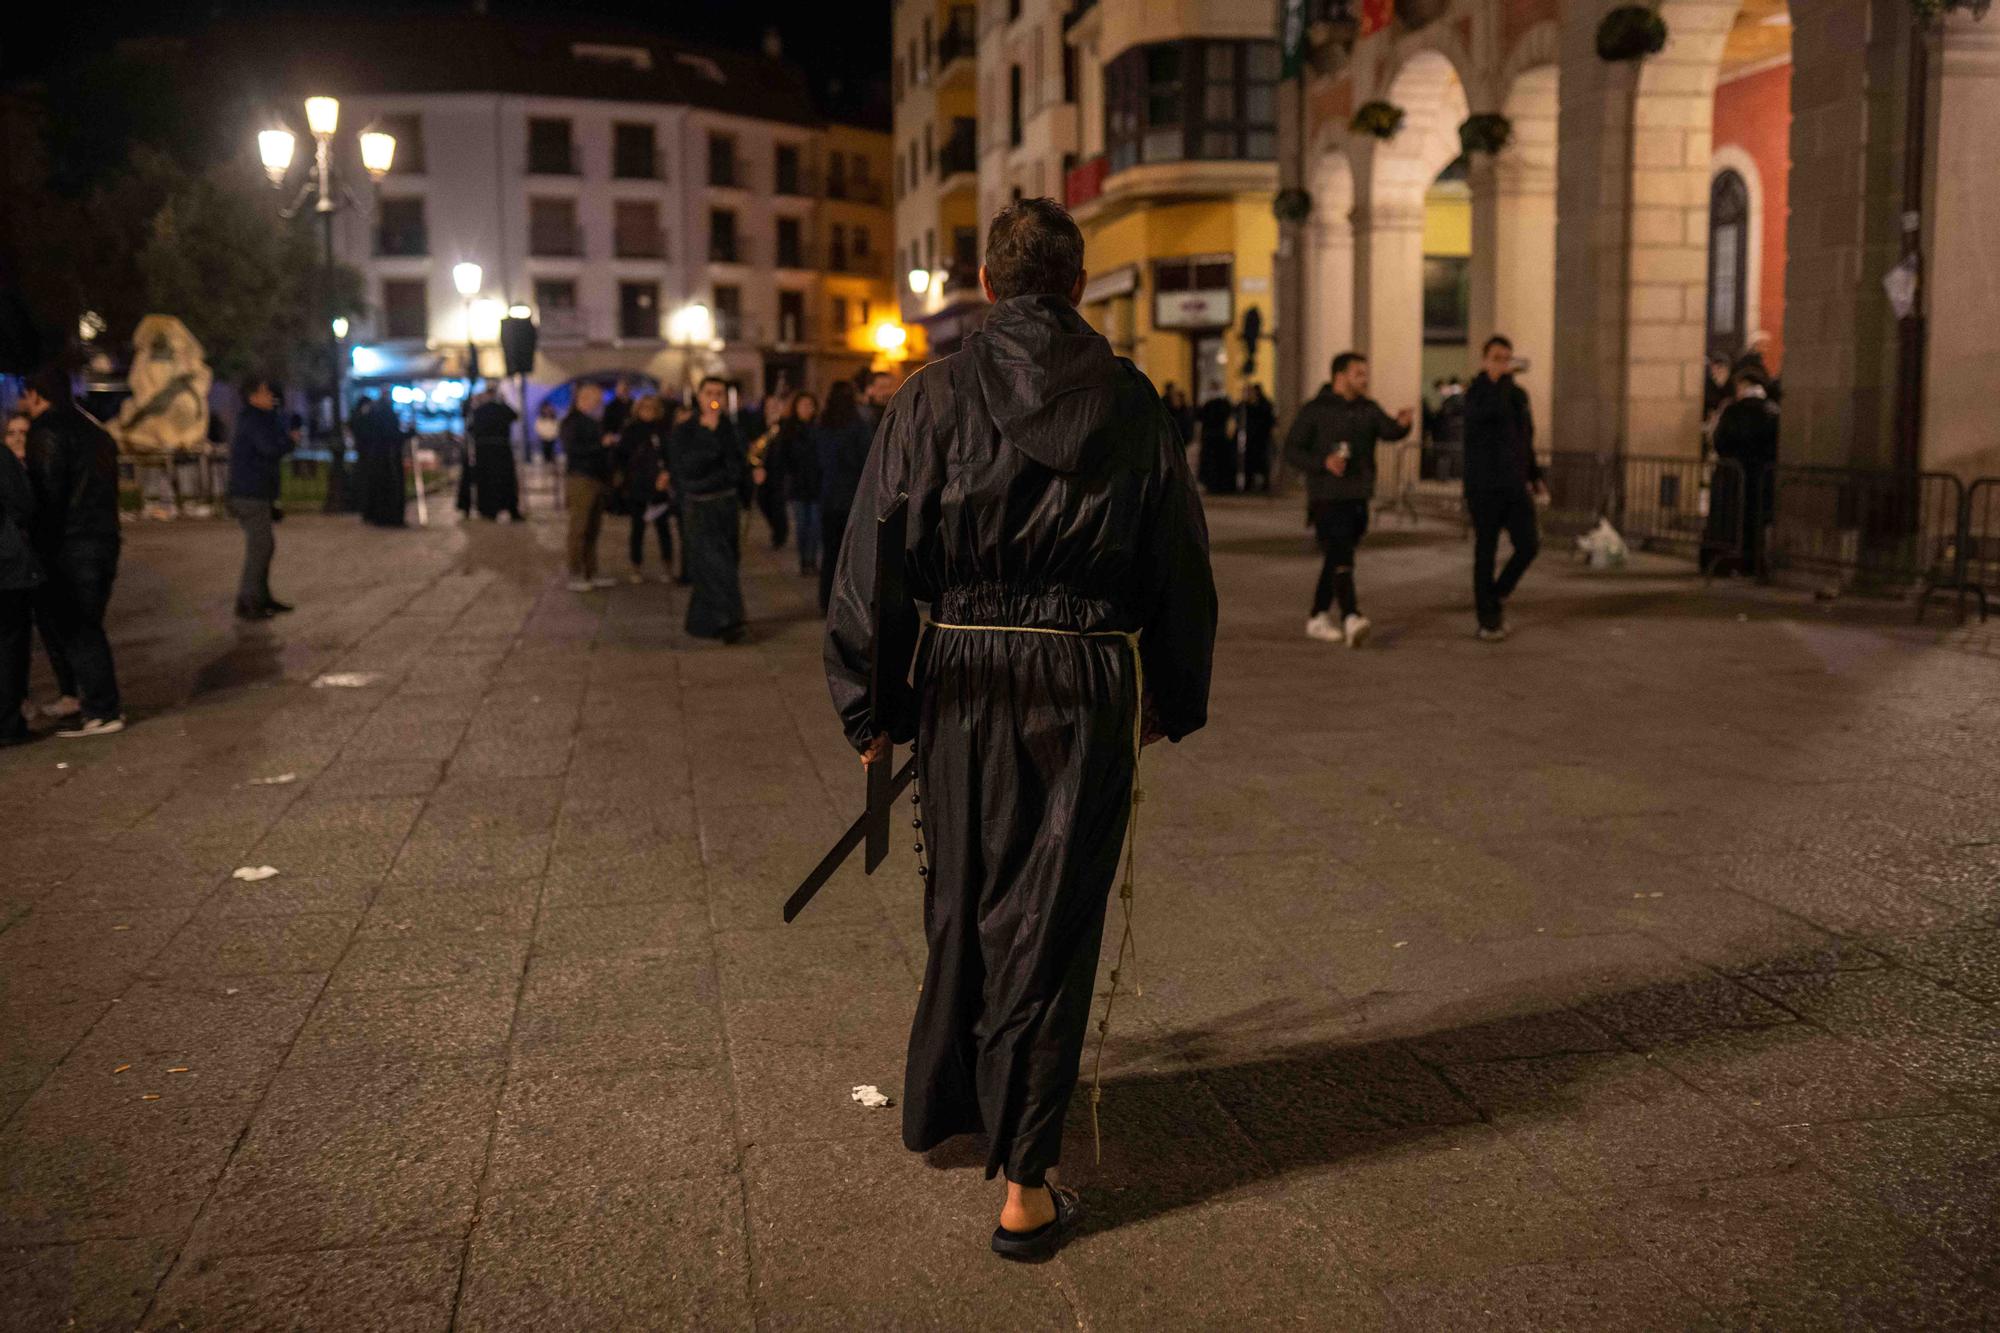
left=1355, top=48, right=1472, bottom=415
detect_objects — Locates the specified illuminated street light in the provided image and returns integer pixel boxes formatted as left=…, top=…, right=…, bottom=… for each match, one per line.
left=358, top=129, right=397, bottom=179
left=452, top=262, right=484, bottom=297
left=508, top=304, right=532, bottom=319
left=669, top=302, right=714, bottom=346
left=908, top=268, right=930, bottom=295
left=258, top=128, right=297, bottom=186
left=304, top=96, right=340, bottom=138
left=872, top=321, right=909, bottom=353
left=330, top=315, right=350, bottom=339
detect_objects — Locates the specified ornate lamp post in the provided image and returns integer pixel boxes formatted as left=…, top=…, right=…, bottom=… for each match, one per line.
left=258, top=97, right=395, bottom=513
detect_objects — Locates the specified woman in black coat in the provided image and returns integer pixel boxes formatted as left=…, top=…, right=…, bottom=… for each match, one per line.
left=771, top=391, right=821, bottom=577
left=619, top=394, right=675, bottom=581
left=813, top=380, right=873, bottom=613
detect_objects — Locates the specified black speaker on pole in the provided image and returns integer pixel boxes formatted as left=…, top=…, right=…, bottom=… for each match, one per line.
left=499, top=316, right=538, bottom=377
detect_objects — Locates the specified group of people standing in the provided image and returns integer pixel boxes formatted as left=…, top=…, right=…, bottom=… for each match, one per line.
left=1701, top=346, right=1781, bottom=579
left=550, top=368, right=897, bottom=645
left=1167, top=382, right=1278, bottom=496
left=2, top=366, right=126, bottom=744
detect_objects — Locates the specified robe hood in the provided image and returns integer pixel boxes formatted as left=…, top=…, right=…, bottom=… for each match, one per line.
left=968, top=294, right=1124, bottom=474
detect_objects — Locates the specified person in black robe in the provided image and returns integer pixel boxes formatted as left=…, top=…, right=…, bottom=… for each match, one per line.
left=352, top=395, right=408, bottom=527
left=1703, top=370, right=1779, bottom=579
left=1195, top=391, right=1237, bottom=494
left=825, top=198, right=1216, bottom=1260
left=1239, top=382, right=1276, bottom=493
left=667, top=375, right=746, bottom=642
left=466, top=389, right=523, bottom=521
left=812, top=380, right=873, bottom=614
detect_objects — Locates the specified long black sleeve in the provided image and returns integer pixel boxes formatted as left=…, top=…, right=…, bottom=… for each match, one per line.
left=1376, top=403, right=1412, bottom=443
left=1137, top=400, right=1217, bottom=743
left=825, top=394, right=918, bottom=751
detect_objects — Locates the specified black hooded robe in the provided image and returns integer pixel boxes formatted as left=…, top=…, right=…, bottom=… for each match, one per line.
left=825, top=295, right=1217, bottom=1186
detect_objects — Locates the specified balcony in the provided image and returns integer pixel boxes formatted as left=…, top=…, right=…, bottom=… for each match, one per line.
left=939, top=125, right=977, bottom=192
left=708, top=237, right=747, bottom=265
left=775, top=241, right=814, bottom=271
left=1064, top=154, right=1109, bottom=210
left=826, top=177, right=886, bottom=205
left=714, top=312, right=745, bottom=342
left=538, top=306, right=590, bottom=343
left=774, top=166, right=816, bottom=198
left=1063, top=0, right=1099, bottom=29
left=825, top=250, right=886, bottom=278
left=940, top=261, right=982, bottom=297
left=613, top=229, right=668, bottom=260
left=937, top=12, right=976, bottom=87
left=708, top=162, right=748, bottom=191
left=527, top=145, right=578, bottom=176
left=612, top=148, right=666, bottom=181
left=374, top=225, right=428, bottom=258
left=529, top=225, right=584, bottom=258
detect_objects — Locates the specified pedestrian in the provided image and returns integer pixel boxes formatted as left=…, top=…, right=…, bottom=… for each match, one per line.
left=7, top=409, right=72, bottom=725
left=620, top=393, right=675, bottom=582
left=533, top=403, right=561, bottom=463
left=1162, top=382, right=1195, bottom=448
left=748, top=390, right=792, bottom=550
left=1239, top=382, right=1276, bottom=493
left=466, top=387, right=523, bottom=521
left=774, top=391, right=821, bottom=578
left=21, top=365, right=125, bottom=736
left=1283, top=350, right=1413, bottom=647
left=353, top=393, right=409, bottom=527
left=1462, top=335, right=1545, bottom=642
left=1, top=412, right=41, bottom=746
left=825, top=197, right=1217, bottom=1261
left=562, top=382, right=615, bottom=592
left=860, top=369, right=897, bottom=433
left=667, top=375, right=747, bottom=642
left=226, top=375, right=298, bottom=622
left=600, top=376, right=636, bottom=442
left=814, top=379, right=873, bottom=614
left=1196, top=390, right=1237, bottom=494
left=1707, top=367, right=1779, bottom=579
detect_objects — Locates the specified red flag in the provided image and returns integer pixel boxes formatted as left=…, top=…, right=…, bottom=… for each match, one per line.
left=1359, top=0, right=1393, bottom=36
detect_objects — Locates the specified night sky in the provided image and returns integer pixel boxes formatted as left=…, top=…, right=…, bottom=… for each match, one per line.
left=6, top=0, right=891, bottom=125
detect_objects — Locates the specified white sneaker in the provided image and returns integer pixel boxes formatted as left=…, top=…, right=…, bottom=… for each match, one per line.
left=626, top=570, right=646, bottom=585
left=57, top=715, right=125, bottom=739
left=1342, top=614, right=1372, bottom=649
left=1476, top=623, right=1510, bottom=643
left=566, top=578, right=593, bottom=592
left=590, top=576, right=620, bottom=588
left=1304, top=612, right=1344, bottom=643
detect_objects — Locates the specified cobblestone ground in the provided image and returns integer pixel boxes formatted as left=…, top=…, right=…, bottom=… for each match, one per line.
left=2, top=482, right=1996, bottom=1331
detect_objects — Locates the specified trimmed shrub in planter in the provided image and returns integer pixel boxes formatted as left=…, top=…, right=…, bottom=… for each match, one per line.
left=1350, top=101, right=1405, bottom=139
left=1596, top=6, right=1668, bottom=61
left=1273, top=188, right=1314, bottom=224
left=1459, top=113, right=1513, bottom=156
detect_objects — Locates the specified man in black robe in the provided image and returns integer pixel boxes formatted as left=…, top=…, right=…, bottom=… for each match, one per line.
left=667, top=375, right=747, bottom=642
left=352, top=394, right=408, bottom=527
left=1195, top=391, right=1237, bottom=494
left=1705, top=369, right=1779, bottom=579
left=825, top=198, right=1216, bottom=1259
left=466, top=389, right=523, bottom=521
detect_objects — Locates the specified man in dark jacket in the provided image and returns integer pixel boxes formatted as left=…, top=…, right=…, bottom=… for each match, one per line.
left=1462, top=335, right=1545, bottom=641
left=561, top=384, right=613, bottom=590
left=1282, top=351, right=1413, bottom=647
left=1, top=423, right=42, bottom=745
left=227, top=376, right=298, bottom=621
left=1708, top=368, right=1779, bottom=578
left=827, top=198, right=1216, bottom=1260
left=21, top=366, right=124, bottom=736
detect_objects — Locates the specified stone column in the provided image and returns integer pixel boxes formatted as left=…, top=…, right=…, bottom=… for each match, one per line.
left=1352, top=192, right=1429, bottom=417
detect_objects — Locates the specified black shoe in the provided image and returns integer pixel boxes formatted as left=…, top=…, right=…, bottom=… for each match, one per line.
left=720, top=625, right=748, bottom=645
left=236, top=602, right=277, bottom=621
left=263, top=598, right=294, bottom=614
left=991, top=1185, right=1083, bottom=1262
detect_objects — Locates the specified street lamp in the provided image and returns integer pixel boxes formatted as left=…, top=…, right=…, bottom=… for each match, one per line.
left=258, top=94, right=395, bottom=513
left=668, top=302, right=713, bottom=391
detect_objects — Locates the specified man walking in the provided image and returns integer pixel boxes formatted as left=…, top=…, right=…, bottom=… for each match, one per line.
left=227, top=376, right=297, bottom=621
left=1462, top=336, right=1544, bottom=640
left=1, top=417, right=40, bottom=746
left=561, top=384, right=615, bottom=591
left=826, top=198, right=1217, bottom=1260
left=1283, top=352, right=1412, bottom=647
left=21, top=366, right=124, bottom=736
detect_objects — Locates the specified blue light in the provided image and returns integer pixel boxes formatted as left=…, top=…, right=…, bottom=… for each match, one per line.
left=351, top=345, right=386, bottom=376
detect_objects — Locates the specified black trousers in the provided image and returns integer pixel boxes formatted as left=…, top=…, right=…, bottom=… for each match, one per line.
left=1, top=588, right=29, bottom=741
left=1467, top=488, right=1540, bottom=630
left=819, top=505, right=851, bottom=614
left=628, top=509, right=674, bottom=568
left=1310, top=499, right=1369, bottom=618
left=33, top=541, right=119, bottom=719
left=229, top=497, right=275, bottom=610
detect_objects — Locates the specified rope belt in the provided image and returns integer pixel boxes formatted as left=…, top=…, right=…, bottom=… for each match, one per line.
left=924, top=620, right=1145, bottom=1165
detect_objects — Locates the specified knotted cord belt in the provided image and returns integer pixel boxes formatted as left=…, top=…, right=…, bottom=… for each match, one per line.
left=924, top=620, right=1145, bottom=1165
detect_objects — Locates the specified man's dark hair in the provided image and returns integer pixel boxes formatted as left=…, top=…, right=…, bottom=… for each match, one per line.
left=867, top=369, right=895, bottom=388
left=698, top=375, right=727, bottom=393
left=1482, top=334, right=1513, bottom=355
left=241, top=374, right=277, bottom=400
left=1330, top=351, right=1367, bottom=379
left=983, top=197, right=1085, bottom=300
left=24, top=364, right=71, bottom=404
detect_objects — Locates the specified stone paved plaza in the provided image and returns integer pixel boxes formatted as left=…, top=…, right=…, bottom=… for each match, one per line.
left=2, top=490, right=1997, bottom=1330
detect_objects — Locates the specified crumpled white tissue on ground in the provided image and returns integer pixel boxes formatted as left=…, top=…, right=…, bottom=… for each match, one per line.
left=248, top=773, right=297, bottom=786
left=850, top=1084, right=892, bottom=1109
left=311, top=672, right=382, bottom=689
left=231, top=866, right=280, bottom=881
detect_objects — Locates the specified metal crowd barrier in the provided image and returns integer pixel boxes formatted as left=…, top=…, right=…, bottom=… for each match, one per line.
left=1918, top=476, right=1994, bottom=624
left=1767, top=466, right=1963, bottom=601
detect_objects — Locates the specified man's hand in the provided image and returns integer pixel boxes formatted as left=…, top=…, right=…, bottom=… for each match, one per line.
left=654, top=473, right=670, bottom=493
left=860, top=733, right=891, bottom=767
left=1395, top=408, right=1414, bottom=429
left=752, top=466, right=767, bottom=486
left=1325, top=453, right=1349, bottom=477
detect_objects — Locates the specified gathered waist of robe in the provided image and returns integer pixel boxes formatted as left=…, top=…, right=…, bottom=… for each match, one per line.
left=933, top=582, right=1136, bottom=636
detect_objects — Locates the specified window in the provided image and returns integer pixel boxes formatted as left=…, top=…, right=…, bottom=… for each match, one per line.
left=953, top=227, right=976, bottom=269
left=1422, top=257, right=1470, bottom=345
left=374, top=198, right=426, bottom=256
left=925, top=229, right=935, bottom=269
left=533, top=279, right=577, bottom=312
left=1008, top=0, right=1021, bottom=19
left=830, top=151, right=849, bottom=198
left=894, top=156, right=904, bottom=200
left=778, top=289, right=805, bottom=343
left=860, top=298, right=872, bottom=324
left=941, top=118, right=975, bottom=176
left=618, top=282, right=659, bottom=340
left=776, top=143, right=803, bottom=195
left=612, top=123, right=658, bottom=179
left=1062, top=45, right=1077, bottom=104
left=853, top=226, right=870, bottom=258
left=527, top=117, right=575, bottom=174
left=894, top=54, right=904, bottom=103
left=1707, top=170, right=1750, bottom=357
left=1009, top=65, right=1023, bottom=147
left=829, top=223, right=849, bottom=270
left=1104, top=39, right=1278, bottom=173
left=713, top=284, right=742, bottom=340
left=776, top=216, right=805, bottom=268
left=529, top=198, right=580, bottom=256
left=707, top=133, right=737, bottom=188
left=379, top=113, right=425, bottom=174
left=382, top=279, right=428, bottom=341
left=709, top=209, right=739, bottom=263
left=922, top=16, right=933, bottom=74
left=924, top=123, right=933, bottom=175
left=831, top=295, right=848, bottom=330
left=613, top=200, right=664, bottom=259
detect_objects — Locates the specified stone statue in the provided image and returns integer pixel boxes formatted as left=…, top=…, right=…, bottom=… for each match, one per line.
left=109, top=315, right=212, bottom=454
